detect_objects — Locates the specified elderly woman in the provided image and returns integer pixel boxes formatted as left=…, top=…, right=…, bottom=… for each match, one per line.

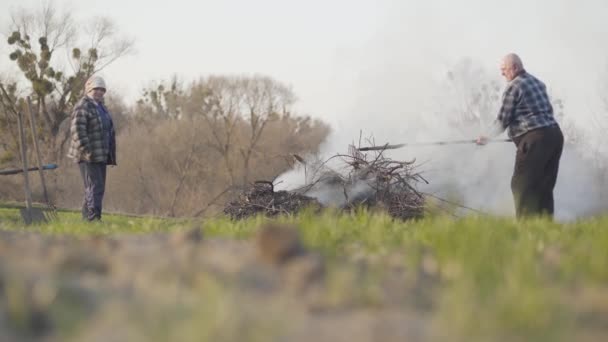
left=67, top=75, right=117, bottom=221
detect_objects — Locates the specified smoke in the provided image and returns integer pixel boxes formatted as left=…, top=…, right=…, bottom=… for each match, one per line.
left=277, top=0, right=608, bottom=221
left=304, top=178, right=375, bottom=208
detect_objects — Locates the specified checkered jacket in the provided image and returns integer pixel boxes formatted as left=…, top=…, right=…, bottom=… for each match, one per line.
left=67, top=96, right=116, bottom=165
left=492, top=72, right=558, bottom=138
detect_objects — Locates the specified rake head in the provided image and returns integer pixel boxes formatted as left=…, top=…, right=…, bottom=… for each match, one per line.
left=19, top=205, right=58, bottom=225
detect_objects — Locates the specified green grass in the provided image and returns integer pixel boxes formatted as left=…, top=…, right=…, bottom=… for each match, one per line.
left=1, top=204, right=608, bottom=341
left=0, top=205, right=192, bottom=234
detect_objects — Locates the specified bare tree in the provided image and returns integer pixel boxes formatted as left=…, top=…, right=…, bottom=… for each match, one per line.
left=5, top=2, right=134, bottom=155
left=241, top=76, right=295, bottom=184
left=137, top=76, right=184, bottom=120
left=124, top=75, right=330, bottom=217
left=82, top=17, right=134, bottom=73
left=195, top=76, right=244, bottom=186
left=7, top=3, right=75, bottom=132
left=0, top=81, right=21, bottom=165
left=167, top=128, right=201, bottom=217
left=440, top=58, right=502, bottom=136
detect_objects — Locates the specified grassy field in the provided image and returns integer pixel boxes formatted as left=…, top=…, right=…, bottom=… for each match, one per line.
left=0, top=205, right=607, bottom=341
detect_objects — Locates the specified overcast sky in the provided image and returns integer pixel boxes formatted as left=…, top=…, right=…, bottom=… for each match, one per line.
left=1, top=0, right=607, bottom=127
left=0, top=0, right=384, bottom=119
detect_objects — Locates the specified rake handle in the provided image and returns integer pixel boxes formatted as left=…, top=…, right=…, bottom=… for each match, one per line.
left=357, top=138, right=512, bottom=151
left=0, top=164, right=58, bottom=176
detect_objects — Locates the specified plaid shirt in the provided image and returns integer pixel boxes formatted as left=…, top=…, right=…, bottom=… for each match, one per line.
left=490, top=72, right=557, bottom=138
left=67, top=96, right=117, bottom=165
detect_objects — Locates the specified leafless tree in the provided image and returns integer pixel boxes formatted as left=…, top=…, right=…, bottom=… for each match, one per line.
left=5, top=2, right=134, bottom=160
left=108, top=75, right=330, bottom=217
left=195, top=76, right=244, bottom=186
left=241, top=76, right=295, bottom=184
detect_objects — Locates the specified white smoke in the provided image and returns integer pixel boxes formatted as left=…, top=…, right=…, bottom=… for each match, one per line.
left=276, top=0, right=608, bottom=221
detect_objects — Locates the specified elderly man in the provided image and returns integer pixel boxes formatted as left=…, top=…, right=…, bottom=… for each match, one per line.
left=477, top=53, right=563, bottom=219
left=67, top=75, right=117, bottom=221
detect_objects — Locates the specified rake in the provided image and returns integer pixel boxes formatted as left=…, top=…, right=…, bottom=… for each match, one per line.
left=357, top=138, right=513, bottom=151
left=0, top=86, right=58, bottom=224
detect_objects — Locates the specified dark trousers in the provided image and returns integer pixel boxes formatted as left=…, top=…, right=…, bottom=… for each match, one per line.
left=79, top=162, right=107, bottom=221
left=511, top=125, right=564, bottom=219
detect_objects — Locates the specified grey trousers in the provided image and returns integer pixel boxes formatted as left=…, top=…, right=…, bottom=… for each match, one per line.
left=79, top=162, right=107, bottom=221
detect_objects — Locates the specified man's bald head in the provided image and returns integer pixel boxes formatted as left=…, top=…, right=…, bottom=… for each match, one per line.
left=500, top=53, right=525, bottom=81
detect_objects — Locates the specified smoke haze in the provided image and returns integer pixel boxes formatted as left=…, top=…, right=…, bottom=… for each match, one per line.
left=277, top=0, right=608, bottom=221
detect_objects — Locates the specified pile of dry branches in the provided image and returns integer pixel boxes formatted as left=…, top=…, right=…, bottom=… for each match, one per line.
left=224, top=143, right=427, bottom=220
left=223, top=181, right=322, bottom=220
left=298, top=144, right=426, bottom=220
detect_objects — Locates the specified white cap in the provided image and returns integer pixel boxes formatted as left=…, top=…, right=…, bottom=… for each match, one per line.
left=85, top=75, right=106, bottom=94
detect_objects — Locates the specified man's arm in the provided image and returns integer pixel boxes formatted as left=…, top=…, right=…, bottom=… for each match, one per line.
left=477, top=84, right=520, bottom=145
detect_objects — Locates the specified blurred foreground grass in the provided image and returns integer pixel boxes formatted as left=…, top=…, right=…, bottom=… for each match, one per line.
left=1, top=204, right=607, bottom=341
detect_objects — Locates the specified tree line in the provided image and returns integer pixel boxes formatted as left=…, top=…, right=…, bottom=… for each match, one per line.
left=0, top=3, right=330, bottom=216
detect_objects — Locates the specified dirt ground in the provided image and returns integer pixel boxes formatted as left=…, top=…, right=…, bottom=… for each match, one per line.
left=0, top=225, right=436, bottom=342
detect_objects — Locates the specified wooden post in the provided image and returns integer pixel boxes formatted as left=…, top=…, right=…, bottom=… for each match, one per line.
left=25, top=97, right=51, bottom=207
left=16, top=108, right=34, bottom=221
